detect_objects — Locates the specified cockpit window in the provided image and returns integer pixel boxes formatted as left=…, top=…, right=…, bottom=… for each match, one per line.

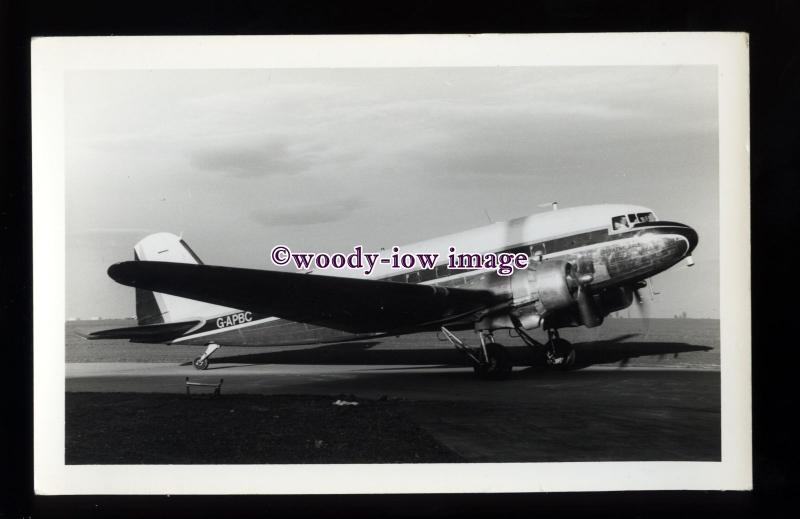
left=612, top=215, right=629, bottom=230
left=613, top=212, right=657, bottom=230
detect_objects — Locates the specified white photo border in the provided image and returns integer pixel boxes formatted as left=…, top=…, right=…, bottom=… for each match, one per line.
left=32, top=33, right=751, bottom=494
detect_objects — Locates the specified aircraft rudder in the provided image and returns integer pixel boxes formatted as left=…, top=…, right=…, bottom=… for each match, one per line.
left=128, top=232, right=232, bottom=324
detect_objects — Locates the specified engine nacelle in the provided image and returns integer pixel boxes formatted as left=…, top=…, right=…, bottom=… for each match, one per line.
left=476, top=261, right=574, bottom=331
left=595, top=285, right=634, bottom=314
left=509, top=259, right=604, bottom=328
left=511, top=259, right=577, bottom=315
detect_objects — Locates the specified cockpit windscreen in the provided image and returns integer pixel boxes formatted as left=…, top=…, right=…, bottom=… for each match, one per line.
left=612, top=211, right=657, bottom=230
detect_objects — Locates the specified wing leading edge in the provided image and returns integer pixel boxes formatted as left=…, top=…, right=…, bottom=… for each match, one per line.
left=107, top=261, right=506, bottom=334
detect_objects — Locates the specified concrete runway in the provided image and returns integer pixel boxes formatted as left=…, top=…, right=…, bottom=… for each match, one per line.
left=67, top=360, right=715, bottom=397
left=65, top=318, right=721, bottom=461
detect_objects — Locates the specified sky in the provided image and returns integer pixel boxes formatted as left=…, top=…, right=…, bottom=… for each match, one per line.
left=65, top=66, right=719, bottom=319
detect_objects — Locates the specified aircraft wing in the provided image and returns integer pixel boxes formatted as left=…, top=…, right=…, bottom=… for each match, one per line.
left=108, top=261, right=506, bottom=334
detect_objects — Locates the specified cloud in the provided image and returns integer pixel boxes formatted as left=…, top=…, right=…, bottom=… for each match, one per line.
left=189, top=138, right=313, bottom=177
left=250, top=196, right=365, bottom=226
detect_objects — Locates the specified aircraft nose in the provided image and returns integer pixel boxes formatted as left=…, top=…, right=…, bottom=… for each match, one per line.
left=678, top=223, right=699, bottom=255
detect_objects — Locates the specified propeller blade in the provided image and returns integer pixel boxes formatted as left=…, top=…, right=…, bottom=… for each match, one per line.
left=574, top=268, right=602, bottom=327
left=633, top=287, right=652, bottom=320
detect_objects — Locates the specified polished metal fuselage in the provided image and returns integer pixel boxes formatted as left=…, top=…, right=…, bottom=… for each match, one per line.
left=169, top=219, right=698, bottom=347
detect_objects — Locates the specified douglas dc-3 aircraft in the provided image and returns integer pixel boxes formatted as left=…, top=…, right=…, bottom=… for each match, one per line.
left=87, top=204, right=698, bottom=379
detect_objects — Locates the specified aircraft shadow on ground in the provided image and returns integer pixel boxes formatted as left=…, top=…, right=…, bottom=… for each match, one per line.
left=209, top=334, right=713, bottom=370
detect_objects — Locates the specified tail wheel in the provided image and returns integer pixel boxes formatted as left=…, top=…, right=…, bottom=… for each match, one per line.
left=193, top=357, right=209, bottom=370
left=474, top=343, right=513, bottom=380
left=546, top=338, right=576, bottom=370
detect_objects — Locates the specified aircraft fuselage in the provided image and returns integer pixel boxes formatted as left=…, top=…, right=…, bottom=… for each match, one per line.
left=164, top=204, right=697, bottom=347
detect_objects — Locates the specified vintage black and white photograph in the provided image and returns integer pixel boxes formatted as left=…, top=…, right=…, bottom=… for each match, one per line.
left=33, top=34, right=751, bottom=494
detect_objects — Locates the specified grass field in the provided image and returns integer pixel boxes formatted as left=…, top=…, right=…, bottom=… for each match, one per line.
left=66, top=392, right=463, bottom=464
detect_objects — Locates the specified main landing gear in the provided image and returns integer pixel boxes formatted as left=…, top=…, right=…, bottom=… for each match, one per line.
left=440, top=324, right=576, bottom=379
left=441, top=327, right=513, bottom=380
left=514, top=327, right=577, bottom=370
left=192, top=342, right=221, bottom=370
left=543, top=329, right=576, bottom=369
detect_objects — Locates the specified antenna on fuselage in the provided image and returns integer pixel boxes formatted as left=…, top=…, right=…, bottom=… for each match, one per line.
left=483, top=208, right=494, bottom=224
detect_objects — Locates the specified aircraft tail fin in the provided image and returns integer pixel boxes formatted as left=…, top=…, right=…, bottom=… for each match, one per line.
left=132, top=233, right=236, bottom=324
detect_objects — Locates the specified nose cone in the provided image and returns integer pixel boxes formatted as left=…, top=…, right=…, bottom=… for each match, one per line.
left=679, top=224, right=699, bottom=255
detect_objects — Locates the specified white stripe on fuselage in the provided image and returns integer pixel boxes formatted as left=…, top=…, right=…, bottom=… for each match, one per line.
left=171, top=316, right=279, bottom=343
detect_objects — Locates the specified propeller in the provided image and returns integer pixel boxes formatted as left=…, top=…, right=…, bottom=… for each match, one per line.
left=632, top=280, right=652, bottom=322
left=567, top=260, right=602, bottom=327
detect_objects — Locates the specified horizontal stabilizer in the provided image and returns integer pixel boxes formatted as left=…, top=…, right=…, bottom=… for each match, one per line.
left=82, top=320, right=202, bottom=343
left=107, top=261, right=505, bottom=334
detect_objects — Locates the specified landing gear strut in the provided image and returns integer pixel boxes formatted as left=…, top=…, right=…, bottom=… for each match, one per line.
left=515, top=326, right=576, bottom=370
left=193, top=342, right=221, bottom=370
left=440, top=327, right=513, bottom=380
left=544, top=329, right=576, bottom=369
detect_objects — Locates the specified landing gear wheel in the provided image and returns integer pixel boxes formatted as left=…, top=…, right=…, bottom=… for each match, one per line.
left=545, top=338, right=576, bottom=370
left=473, top=343, right=513, bottom=380
left=193, top=357, right=209, bottom=370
